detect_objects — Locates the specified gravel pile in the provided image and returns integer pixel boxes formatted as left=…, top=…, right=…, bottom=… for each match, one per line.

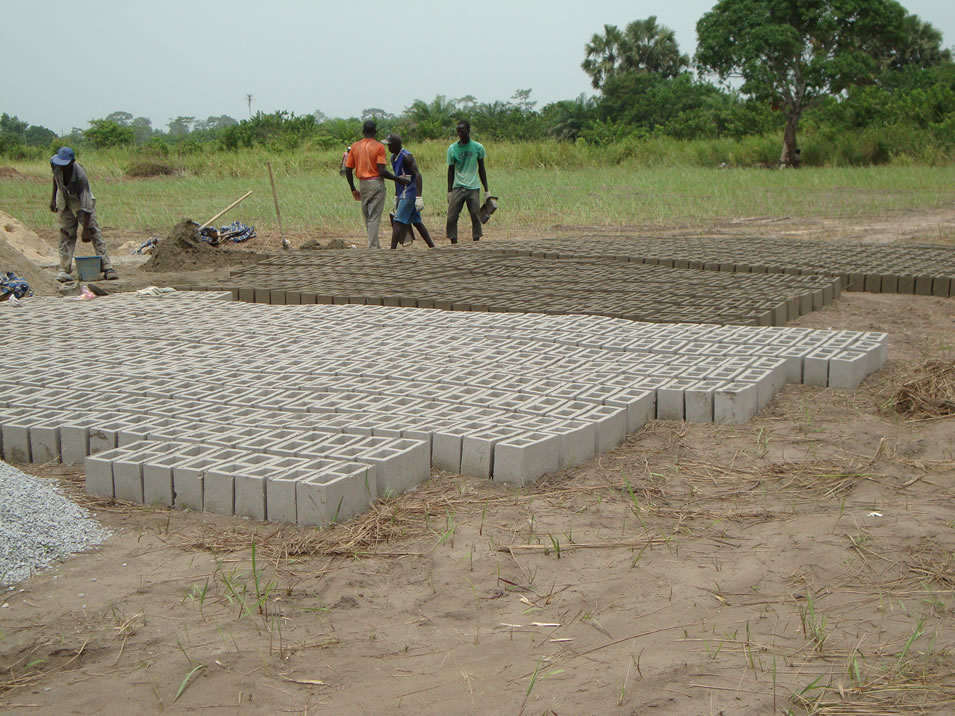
left=0, top=461, right=110, bottom=585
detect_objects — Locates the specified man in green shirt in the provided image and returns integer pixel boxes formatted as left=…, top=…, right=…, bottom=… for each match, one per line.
left=446, top=120, right=489, bottom=243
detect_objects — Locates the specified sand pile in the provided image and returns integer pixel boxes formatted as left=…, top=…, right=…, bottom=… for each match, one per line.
left=142, top=219, right=265, bottom=273
left=0, top=211, right=59, bottom=297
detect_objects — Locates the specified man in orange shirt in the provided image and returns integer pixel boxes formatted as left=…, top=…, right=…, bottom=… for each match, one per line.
left=344, top=120, right=410, bottom=248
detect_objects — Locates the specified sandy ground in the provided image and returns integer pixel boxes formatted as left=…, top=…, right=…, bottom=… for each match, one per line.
left=1, top=212, right=953, bottom=715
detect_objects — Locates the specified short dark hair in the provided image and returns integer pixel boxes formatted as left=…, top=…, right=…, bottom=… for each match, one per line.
left=456, top=119, right=470, bottom=130
left=362, top=119, right=377, bottom=136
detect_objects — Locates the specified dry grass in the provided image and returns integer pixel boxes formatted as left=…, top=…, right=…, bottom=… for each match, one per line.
left=891, top=360, right=955, bottom=420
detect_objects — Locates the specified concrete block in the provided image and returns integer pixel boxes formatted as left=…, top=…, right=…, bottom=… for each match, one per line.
left=84, top=446, right=131, bottom=498
left=803, top=350, right=834, bottom=387
left=295, top=462, right=375, bottom=527
left=543, top=419, right=596, bottom=469
left=605, top=389, right=655, bottom=433
left=2, top=418, right=32, bottom=463
left=713, top=383, right=758, bottom=424
left=356, top=438, right=429, bottom=496
left=159, top=444, right=228, bottom=510
left=684, top=380, right=726, bottom=423
left=828, top=350, right=868, bottom=389
left=657, top=379, right=698, bottom=421
left=140, top=443, right=190, bottom=506
left=28, top=421, right=62, bottom=464
left=234, top=466, right=270, bottom=521
left=492, top=432, right=560, bottom=487
left=266, top=458, right=337, bottom=524
left=579, top=405, right=628, bottom=454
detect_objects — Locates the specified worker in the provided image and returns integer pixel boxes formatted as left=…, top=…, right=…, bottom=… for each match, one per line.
left=344, top=120, right=411, bottom=249
left=49, top=146, right=117, bottom=281
left=446, top=119, right=490, bottom=243
left=383, top=133, right=435, bottom=249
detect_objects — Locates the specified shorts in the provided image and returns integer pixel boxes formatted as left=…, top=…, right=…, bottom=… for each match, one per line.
left=393, top=198, right=421, bottom=225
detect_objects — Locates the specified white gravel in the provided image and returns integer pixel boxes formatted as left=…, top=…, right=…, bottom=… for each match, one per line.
left=0, top=461, right=110, bottom=586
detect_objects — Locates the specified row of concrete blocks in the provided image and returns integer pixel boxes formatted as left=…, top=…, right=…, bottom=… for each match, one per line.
left=465, top=239, right=955, bottom=296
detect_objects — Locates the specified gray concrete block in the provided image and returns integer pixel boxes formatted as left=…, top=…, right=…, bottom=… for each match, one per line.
left=84, top=445, right=136, bottom=498
left=684, top=380, right=725, bottom=423
left=543, top=419, right=596, bottom=469
left=580, top=405, right=628, bottom=454
left=295, top=462, right=376, bottom=527
left=28, top=422, right=61, bottom=464
left=714, top=384, right=758, bottom=424
left=605, top=389, right=655, bottom=433
left=828, top=350, right=868, bottom=389
left=356, top=438, right=429, bottom=496
left=2, top=420, right=32, bottom=463
left=493, top=432, right=560, bottom=487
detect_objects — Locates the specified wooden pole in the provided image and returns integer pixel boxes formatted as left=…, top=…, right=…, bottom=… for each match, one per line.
left=198, top=190, right=253, bottom=230
left=266, top=162, right=289, bottom=249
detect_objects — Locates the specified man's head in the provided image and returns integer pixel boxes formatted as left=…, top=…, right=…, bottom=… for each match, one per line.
left=383, top=133, right=402, bottom=153
left=50, top=146, right=76, bottom=168
left=362, top=120, right=377, bottom=138
left=456, top=120, right=470, bottom=143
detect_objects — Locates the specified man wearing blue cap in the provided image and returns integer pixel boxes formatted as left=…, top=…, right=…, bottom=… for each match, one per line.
left=49, top=147, right=117, bottom=281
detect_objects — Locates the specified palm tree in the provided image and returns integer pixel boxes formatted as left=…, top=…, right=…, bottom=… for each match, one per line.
left=620, top=16, right=688, bottom=78
left=582, top=24, right=625, bottom=89
left=582, top=17, right=687, bottom=89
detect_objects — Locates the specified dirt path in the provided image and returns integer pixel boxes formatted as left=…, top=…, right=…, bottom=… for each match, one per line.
left=1, top=213, right=953, bottom=715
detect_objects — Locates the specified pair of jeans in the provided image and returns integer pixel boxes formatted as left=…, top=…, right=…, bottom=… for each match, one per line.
left=446, top=188, right=482, bottom=242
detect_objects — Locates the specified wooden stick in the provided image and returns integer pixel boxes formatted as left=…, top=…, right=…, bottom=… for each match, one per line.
left=266, top=162, right=286, bottom=244
left=199, top=190, right=253, bottom=230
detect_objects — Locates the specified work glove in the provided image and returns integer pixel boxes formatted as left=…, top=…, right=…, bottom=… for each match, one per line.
left=351, top=189, right=361, bottom=201
left=415, top=196, right=424, bottom=212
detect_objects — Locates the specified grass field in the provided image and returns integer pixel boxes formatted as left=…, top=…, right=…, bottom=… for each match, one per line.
left=2, top=146, right=954, bottom=236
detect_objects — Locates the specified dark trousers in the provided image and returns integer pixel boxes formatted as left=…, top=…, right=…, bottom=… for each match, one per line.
left=446, top=188, right=482, bottom=242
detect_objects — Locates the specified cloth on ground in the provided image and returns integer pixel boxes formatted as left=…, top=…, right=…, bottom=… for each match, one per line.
left=0, top=271, right=33, bottom=300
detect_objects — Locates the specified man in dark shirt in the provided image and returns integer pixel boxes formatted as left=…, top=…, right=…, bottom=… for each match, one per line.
left=49, top=147, right=117, bottom=281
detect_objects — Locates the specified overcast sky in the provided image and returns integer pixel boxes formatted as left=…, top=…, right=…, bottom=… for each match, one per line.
left=3, top=0, right=952, bottom=135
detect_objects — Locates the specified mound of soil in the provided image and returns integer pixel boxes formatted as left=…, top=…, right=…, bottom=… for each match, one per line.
left=0, top=166, right=29, bottom=181
left=142, top=219, right=266, bottom=273
left=301, top=238, right=347, bottom=250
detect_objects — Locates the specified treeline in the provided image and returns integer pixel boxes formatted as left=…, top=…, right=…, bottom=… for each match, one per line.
left=2, top=3, right=953, bottom=167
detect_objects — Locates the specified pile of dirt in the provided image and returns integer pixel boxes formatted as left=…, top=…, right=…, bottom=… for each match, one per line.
left=301, top=238, right=347, bottom=250
left=0, top=210, right=58, bottom=265
left=0, top=236, right=59, bottom=296
left=142, top=219, right=266, bottom=273
left=0, top=166, right=29, bottom=181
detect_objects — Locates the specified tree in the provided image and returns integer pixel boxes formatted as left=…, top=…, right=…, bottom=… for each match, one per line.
left=581, top=23, right=625, bottom=89
left=168, top=116, right=195, bottom=137
left=541, top=94, right=598, bottom=141
left=510, top=89, right=537, bottom=113
left=361, top=107, right=395, bottom=121
left=105, top=111, right=133, bottom=126
left=312, top=109, right=328, bottom=123
left=24, top=125, right=56, bottom=147
left=402, top=95, right=458, bottom=139
left=696, top=0, right=922, bottom=166
left=130, top=116, right=154, bottom=144
left=582, top=17, right=687, bottom=89
left=0, top=113, right=28, bottom=143
left=86, top=119, right=134, bottom=148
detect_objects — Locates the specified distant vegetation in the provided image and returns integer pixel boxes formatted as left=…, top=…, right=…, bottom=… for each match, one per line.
left=2, top=3, right=952, bottom=168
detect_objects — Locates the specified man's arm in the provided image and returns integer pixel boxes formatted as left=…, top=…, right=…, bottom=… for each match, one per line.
left=406, top=154, right=423, bottom=196
left=345, top=167, right=361, bottom=200
left=377, top=163, right=409, bottom=185
left=50, top=178, right=57, bottom=212
left=447, top=165, right=454, bottom=194
left=478, top=158, right=489, bottom=194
